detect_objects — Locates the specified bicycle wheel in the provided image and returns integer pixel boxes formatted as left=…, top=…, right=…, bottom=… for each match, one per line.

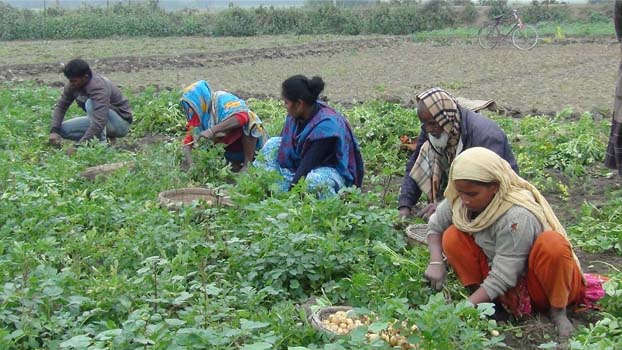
left=478, top=23, right=500, bottom=49
left=512, top=24, right=538, bottom=50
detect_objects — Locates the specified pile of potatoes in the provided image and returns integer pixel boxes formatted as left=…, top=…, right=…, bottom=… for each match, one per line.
left=321, top=313, right=418, bottom=349
left=366, top=320, right=418, bottom=349
left=321, top=310, right=370, bottom=335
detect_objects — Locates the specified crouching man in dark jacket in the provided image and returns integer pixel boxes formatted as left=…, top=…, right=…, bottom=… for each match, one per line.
left=398, top=87, right=519, bottom=219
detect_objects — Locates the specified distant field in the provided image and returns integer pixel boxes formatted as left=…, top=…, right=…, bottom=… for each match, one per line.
left=1, top=30, right=618, bottom=115
left=0, top=34, right=379, bottom=66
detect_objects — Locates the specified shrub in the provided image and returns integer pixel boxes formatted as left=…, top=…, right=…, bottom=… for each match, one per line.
left=213, top=7, right=258, bottom=37
left=254, top=6, right=299, bottom=35
left=521, top=2, right=572, bottom=23
left=586, top=10, right=609, bottom=23
left=363, top=5, right=419, bottom=35
left=418, top=0, right=457, bottom=31
left=481, top=0, right=511, bottom=19
left=460, top=1, right=480, bottom=24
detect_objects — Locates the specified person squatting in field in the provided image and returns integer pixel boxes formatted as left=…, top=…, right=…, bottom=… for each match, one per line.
left=423, top=147, right=605, bottom=338
left=254, top=75, right=364, bottom=197
left=48, top=58, right=133, bottom=156
left=180, top=80, right=267, bottom=172
left=398, top=87, right=518, bottom=220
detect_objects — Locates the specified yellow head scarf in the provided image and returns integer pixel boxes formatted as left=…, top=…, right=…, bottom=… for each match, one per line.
left=445, top=147, right=582, bottom=277
left=445, top=147, right=565, bottom=236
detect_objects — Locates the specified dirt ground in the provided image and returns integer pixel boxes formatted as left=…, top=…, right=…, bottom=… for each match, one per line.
left=1, top=36, right=619, bottom=115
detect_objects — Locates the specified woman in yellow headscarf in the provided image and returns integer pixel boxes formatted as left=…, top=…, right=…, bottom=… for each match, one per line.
left=424, top=147, right=586, bottom=337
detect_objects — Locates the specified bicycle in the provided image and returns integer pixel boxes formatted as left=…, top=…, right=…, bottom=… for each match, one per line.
left=478, top=9, right=539, bottom=50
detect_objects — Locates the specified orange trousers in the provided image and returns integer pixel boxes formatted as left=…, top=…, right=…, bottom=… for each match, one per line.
left=442, top=225, right=585, bottom=314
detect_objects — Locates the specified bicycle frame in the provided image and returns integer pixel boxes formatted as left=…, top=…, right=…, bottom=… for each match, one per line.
left=478, top=9, right=538, bottom=50
left=493, top=10, right=525, bottom=41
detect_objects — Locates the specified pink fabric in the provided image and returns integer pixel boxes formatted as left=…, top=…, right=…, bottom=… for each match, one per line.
left=498, top=277, right=533, bottom=317
left=579, top=273, right=607, bottom=308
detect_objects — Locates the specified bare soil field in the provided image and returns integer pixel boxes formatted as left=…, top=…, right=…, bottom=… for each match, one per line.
left=1, top=35, right=619, bottom=115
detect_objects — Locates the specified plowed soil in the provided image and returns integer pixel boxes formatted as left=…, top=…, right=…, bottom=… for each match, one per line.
left=1, top=36, right=619, bottom=116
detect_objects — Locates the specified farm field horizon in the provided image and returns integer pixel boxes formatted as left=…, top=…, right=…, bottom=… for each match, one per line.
left=0, top=34, right=619, bottom=115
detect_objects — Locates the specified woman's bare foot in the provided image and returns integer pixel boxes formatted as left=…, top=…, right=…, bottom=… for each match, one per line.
left=550, top=307, right=574, bottom=338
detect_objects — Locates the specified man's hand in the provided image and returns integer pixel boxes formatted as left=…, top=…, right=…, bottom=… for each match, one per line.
left=418, top=202, right=438, bottom=220
left=399, top=207, right=412, bottom=218
left=49, top=132, right=62, bottom=147
left=66, top=146, right=77, bottom=156
left=424, top=262, right=447, bottom=291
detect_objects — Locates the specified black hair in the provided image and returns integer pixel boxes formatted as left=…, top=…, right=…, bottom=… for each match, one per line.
left=281, top=75, right=325, bottom=105
left=63, top=58, right=92, bottom=79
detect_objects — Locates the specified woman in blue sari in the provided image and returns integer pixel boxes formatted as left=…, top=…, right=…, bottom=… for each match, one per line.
left=180, top=80, right=267, bottom=172
left=255, top=75, right=364, bottom=197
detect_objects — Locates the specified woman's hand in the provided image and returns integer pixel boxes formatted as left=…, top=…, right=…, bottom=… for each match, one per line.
left=200, top=129, right=227, bottom=141
left=418, top=202, right=438, bottom=220
left=424, top=262, right=447, bottom=290
left=200, top=129, right=215, bottom=139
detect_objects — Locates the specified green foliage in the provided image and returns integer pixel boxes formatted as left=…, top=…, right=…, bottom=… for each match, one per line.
left=566, top=270, right=622, bottom=349
left=482, top=0, right=511, bottom=19
left=418, top=1, right=457, bottom=31
left=599, top=270, right=622, bottom=318
left=363, top=5, right=420, bottom=35
left=587, top=10, right=609, bottom=24
left=1, top=82, right=621, bottom=349
left=291, top=296, right=505, bottom=349
left=520, top=2, right=572, bottom=24
left=491, top=111, right=608, bottom=193
left=569, top=314, right=622, bottom=349
left=0, top=1, right=482, bottom=40
left=129, top=88, right=185, bottom=137
left=461, top=1, right=479, bottom=24
left=569, top=198, right=622, bottom=254
left=214, top=7, right=259, bottom=37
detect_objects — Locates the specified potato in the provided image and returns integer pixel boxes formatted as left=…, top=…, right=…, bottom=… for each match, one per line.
left=390, top=335, right=399, bottom=346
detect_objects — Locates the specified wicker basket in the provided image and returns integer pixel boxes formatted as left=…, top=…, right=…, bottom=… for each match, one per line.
left=405, top=223, right=428, bottom=245
left=309, top=306, right=354, bottom=334
left=80, top=161, right=135, bottom=180
left=158, top=187, right=233, bottom=210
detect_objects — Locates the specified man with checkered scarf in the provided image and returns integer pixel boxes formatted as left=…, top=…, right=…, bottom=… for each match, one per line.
left=398, top=88, right=519, bottom=219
